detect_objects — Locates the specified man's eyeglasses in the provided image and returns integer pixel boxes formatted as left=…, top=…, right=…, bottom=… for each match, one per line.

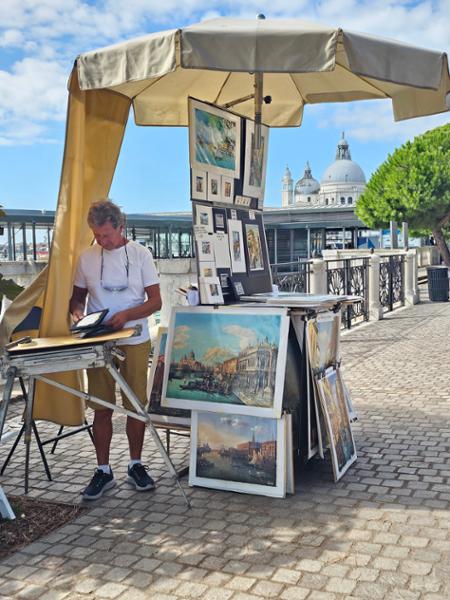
left=100, top=245, right=129, bottom=292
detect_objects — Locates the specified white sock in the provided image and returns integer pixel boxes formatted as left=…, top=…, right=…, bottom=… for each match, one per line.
left=98, top=464, right=111, bottom=474
left=129, top=459, right=141, bottom=469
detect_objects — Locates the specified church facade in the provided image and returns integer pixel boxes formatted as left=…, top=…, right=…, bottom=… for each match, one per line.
left=281, top=133, right=366, bottom=209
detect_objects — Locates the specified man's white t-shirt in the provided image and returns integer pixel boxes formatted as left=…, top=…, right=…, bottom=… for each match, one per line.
left=73, top=240, right=159, bottom=345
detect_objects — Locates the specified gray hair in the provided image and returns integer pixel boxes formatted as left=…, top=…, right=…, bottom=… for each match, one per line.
left=87, top=199, right=125, bottom=229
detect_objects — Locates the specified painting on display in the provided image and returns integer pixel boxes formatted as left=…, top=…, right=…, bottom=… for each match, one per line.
left=245, top=223, right=264, bottom=271
left=228, top=219, right=247, bottom=273
left=161, top=306, right=289, bottom=418
left=337, top=367, right=357, bottom=422
left=147, top=327, right=191, bottom=426
left=306, top=312, right=340, bottom=375
left=189, top=98, right=241, bottom=179
left=195, top=204, right=214, bottom=233
left=242, top=120, right=269, bottom=201
left=316, top=368, right=357, bottom=481
left=199, top=277, right=224, bottom=305
left=189, top=411, right=286, bottom=498
left=191, top=169, right=208, bottom=201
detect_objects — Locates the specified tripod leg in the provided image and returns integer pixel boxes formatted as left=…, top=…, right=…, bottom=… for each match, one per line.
left=0, top=369, right=16, bottom=440
left=106, top=362, right=191, bottom=508
left=32, top=421, right=52, bottom=481
left=50, top=426, right=64, bottom=455
left=23, top=376, right=35, bottom=494
left=0, top=423, right=25, bottom=475
left=85, top=419, right=95, bottom=446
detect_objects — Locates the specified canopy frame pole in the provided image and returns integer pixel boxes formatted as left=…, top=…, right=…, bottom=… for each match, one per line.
left=254, top=72, right=263, bottom=150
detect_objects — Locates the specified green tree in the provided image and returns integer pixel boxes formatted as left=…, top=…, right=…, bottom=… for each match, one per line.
left=356, top=123, right=450, bottom=265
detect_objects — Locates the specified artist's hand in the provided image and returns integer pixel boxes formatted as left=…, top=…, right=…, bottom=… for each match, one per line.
left=105, top=310, right=129, bottom=330
left=72, top=309, right=85, bottom=323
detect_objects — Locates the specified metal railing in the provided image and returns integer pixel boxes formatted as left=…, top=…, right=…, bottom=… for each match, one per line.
left=326, top=258, right=369, bottom=328
left=379, top=255, right=405, bottom=312
left=271, top=260, right=310, bottom=293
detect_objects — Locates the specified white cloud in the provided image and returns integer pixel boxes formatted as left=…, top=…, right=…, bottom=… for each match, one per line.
left=0, top=0, right=448, bottom=146
left=313, top=101, right=450, bottom=144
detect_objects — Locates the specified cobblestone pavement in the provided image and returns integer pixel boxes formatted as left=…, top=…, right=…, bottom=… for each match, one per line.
left=1, top=289, right=450, bottom=599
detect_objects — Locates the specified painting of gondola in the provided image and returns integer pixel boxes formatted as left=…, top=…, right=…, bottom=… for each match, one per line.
left=316, top=368, right=357, bottom=481
left=189, top=98, right=241, bottom=178
left=161, top=306, right=289, bottom=418
left=189, top=411, right=286, bottom=497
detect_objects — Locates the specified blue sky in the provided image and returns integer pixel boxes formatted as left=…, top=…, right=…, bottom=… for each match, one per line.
left=0, top=0, right=449, bottom=214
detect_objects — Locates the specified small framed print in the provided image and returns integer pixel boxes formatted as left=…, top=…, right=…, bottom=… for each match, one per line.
left=191, top=169, right=207, bottom=201
left=231, top=277, right=246, bottom=299
left=208, top=173, right=221, bottom=202
left=245, top=222, right=265, bottom=271
left=199, top=261, right=217, bottom=279
left=197, top=236, right=214, bottom=261
left=199, top=277, right=224, bottom=305
left=221, top=176, right=234, bottom=204
left=195, top=204, right=214, bottom=234
left=228, top=219, right=246, bottom=273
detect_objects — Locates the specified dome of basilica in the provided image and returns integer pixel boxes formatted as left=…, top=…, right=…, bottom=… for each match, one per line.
left=295, top=162, right=320, bottom=194
left=320, top=133, right=366, bottom=184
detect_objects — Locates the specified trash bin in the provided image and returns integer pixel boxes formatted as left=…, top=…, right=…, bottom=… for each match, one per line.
left=427, top=266, right=449, bottom=301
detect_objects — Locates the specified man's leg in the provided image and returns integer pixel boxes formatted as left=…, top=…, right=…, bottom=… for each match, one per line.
left=93, top=408, right=114, bottom=464
left=126, top=417, right=145, bottom=460
left=120, top=341, right=155, bottom=490
left=83, top=368, right=117, bottom=500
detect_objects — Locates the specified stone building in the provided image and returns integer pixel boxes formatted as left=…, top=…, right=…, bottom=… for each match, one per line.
left=281, top=133, right=366, bottom=209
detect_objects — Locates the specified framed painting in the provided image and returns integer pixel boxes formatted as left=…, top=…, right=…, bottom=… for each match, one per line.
left=306, top=312, right=340, bottom=375
left=198, top=261, right=217, bottom=279
left=161, top=306, right=289, bottom=418
left=316, top=368, right=357, bottom=481
left=245, top=223, right=264, bottom=271
left=196, top=236, right=215, bottom=261
left=195, top=204, right=214, bottom=234
left=228, top=219, right=247, bottom=273
left=189, top=411, right=286, bottom=498
left=147, top=327, right=191, bottom=426
left=242, top=119, right=269, bottom=201
left=221, top=176, right=235, bottom=204
left=337, top=367, right=357, bottom=422
left=191, top=168, right=208, bottom=201
left=189, top=98, right=241, bottom=179
left=207, top=173, right=222, bottom=203
left=199, top=277, right=224, bottom=305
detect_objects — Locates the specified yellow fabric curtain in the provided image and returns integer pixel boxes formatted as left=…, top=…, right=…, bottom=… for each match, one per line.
left=6, top=69, right=131, bottom=425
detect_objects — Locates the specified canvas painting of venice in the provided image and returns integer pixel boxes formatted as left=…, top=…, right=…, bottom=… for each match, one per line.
left=316, top=368, right=357, bottom=481
left=162, top=307, right=289, bottom=418
left=189, top=411, right=286, bottom=497
left=189, top=98, right=241, bottom=178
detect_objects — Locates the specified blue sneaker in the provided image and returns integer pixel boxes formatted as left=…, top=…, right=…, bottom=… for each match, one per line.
left=127, top=463, right=155, bottom=491
left=82, top=468, right=115, bottom=500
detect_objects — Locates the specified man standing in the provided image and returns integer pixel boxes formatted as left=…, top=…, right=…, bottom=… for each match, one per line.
left=70, top=200, right=161, bottom=500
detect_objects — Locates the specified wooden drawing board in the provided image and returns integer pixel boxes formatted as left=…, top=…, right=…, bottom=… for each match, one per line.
left=7, top=328, right=135, bottom=354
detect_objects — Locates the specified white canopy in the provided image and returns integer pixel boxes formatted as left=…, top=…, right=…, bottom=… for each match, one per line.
left=76, top=17, right=450, bottom=126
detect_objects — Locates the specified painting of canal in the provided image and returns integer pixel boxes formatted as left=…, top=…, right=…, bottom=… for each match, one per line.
left=307, top=312, right=340, bottom=374
left=189, top=411, right=286, bottom=497
left=189, top=99, right=241, bottom=178
left=162, top=307, right=289, bottom=418
left=317, top=368, right=356, bottom=482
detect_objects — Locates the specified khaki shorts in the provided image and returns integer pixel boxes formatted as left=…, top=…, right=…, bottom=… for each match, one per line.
left=87, top=341, right=151, bottom=412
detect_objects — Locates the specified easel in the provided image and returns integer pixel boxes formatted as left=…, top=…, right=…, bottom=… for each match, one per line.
left=0, top=329, right=191, bottom=507
left=0, top=375, right=94, bottom=481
